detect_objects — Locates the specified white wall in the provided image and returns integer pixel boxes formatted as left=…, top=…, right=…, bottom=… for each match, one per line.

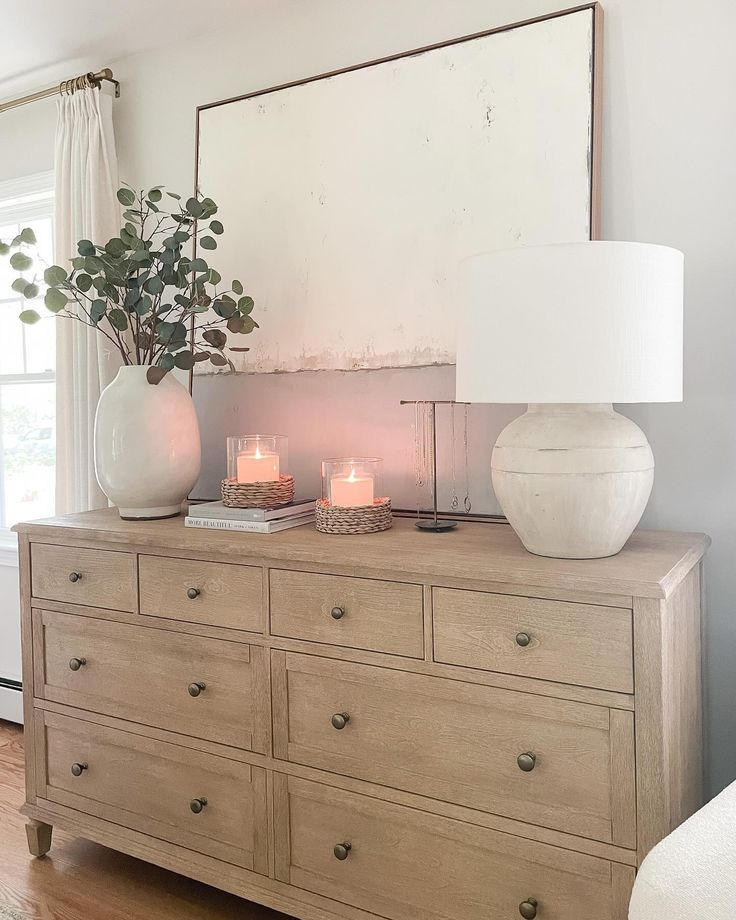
left=1, top=0, right=734, bottom=795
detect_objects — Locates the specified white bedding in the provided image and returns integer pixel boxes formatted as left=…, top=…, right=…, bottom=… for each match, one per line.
left=629, top=780, right=736, bottom=919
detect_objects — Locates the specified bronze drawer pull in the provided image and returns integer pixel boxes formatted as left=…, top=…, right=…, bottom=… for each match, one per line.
left=519, top=898, right=538, bottom=919
left=68, top=657, right=86, bottom=671
left=331, top=712, right=350, bottom=730
left=68, top=571, right=82, bottom=583
left=333, top=842, right=352, bottom=861
left=190, top=797, right=208, bottom=814
left=515, top=632, right=531, bottom=647
left=517, top=752, right=537, bottom=773
left=70, top=762, right=88, bottom=777
left=187, top=587, right=200, bottom=599
left=330, top=606, right=345, bottom=620
left=188, top=681, right=206, bottom=697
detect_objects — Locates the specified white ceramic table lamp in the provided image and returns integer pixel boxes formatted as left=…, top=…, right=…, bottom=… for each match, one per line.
left=456, top=241, right=683, bottom=559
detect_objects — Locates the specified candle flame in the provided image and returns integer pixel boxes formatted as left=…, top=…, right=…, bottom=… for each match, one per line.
left=348, top=467, right=357, bottom=482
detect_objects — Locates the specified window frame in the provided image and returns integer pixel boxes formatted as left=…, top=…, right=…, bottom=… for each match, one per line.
left=0, top=170, right=55, bottom=558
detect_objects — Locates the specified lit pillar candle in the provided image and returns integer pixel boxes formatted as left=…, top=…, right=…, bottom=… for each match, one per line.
left=237, top=447, right=280, bottom=483
left=330, top=468, right=374, bottom=507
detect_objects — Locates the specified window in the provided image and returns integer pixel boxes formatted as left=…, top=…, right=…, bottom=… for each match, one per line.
left=0, top=171, right=55, bottom=531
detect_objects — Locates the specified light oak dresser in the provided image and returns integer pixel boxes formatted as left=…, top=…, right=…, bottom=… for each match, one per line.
left=16, top=510, right=708, bottom=920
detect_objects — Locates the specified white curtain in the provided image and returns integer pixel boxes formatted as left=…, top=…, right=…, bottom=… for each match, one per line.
left=54, top=86, right=121, bottom=514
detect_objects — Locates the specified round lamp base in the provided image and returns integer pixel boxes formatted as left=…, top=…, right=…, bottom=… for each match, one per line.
left=492, top=404, right=654, bottom=559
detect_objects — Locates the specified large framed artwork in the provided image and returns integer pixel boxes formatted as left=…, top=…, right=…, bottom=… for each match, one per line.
left=195, top=3, right=602, bottom=377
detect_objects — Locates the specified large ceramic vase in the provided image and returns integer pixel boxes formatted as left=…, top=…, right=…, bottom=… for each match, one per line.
left=94, top=366, right=201, bottom=520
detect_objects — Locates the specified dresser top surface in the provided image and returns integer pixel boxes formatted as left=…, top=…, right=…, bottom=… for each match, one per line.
left=16, top=509, right=708, bottom=600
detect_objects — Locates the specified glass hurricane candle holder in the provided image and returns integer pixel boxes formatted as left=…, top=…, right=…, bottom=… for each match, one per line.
left=322, top=458, right=383, bottom=508
left=227, top=435, right=288, bottom=484
left=222, top=435, right=294, bottom=509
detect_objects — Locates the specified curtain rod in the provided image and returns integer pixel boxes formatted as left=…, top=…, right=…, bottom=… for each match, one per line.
left=0, top=67, right=120, bottom=115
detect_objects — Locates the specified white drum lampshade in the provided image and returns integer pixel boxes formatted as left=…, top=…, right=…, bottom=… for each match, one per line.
left=456, top=241, right=683, bottom=558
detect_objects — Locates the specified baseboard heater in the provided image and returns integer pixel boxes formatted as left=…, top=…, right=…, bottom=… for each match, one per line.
left=0, top=677, right=23, bottom=724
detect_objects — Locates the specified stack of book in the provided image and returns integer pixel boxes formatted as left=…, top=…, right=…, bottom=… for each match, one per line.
left=185, top=499, right=315, bottom=533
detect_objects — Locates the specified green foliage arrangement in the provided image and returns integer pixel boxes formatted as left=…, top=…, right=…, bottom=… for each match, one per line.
left=0, top=184, right=257, bottom=383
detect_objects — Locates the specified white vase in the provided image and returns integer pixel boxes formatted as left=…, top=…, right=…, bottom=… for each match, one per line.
left=94, top=366, right=202, bottom=520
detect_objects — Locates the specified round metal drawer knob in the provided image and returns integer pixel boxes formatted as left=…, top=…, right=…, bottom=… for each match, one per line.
left=70, top=762, right=88, bottom=777
left=515, top=632, right=531, bottom=648
left=190, top=797, right=208, bottom=814
left=517, top=752, right=537, bottom=773
left=68, top=571, right=82, bottom=583
left=331, top=712, right=350, bottom=730
left=187, top=587, right=200, bottom=599
left=68, top=657, right=87, bottom=671
left=519, top=898, right=538, bottom=919
left=333, top=842, right=352, bottom=861
left=330, top=606, right=345, bottom=620
left=188, top=681, right=206, bottom=697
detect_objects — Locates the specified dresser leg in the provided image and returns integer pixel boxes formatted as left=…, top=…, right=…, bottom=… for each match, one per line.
left=26, top=820, right=53, bottom=857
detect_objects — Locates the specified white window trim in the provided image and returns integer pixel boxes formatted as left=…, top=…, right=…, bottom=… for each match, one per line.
left=0, top=169, right=56, bottom=564
left=0, top=170, right=54, bottom=224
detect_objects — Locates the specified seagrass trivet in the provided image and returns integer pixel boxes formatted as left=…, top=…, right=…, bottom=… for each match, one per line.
left=315, top=498, right=392, bottom=534
left=221, top=474, right=295, bottom=509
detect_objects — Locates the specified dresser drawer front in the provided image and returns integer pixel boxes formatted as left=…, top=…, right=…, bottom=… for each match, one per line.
left=273, top=653, right=636, bottom=846
left=433, top=588, right=634, bottom=693
left=270, top=570, right=424, bottom=658
left=31, top=543, right=137, bottom=612
left=276, top=776, right=634, bottom=920
left=139, top=555, right=263, bottom=632
left=35, top=610, right=268, bottom=751
left=39, top=711, right=268, bottom=872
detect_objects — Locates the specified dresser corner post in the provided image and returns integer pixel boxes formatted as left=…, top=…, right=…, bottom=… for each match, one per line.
left=633, top=562, right=704, bottom=863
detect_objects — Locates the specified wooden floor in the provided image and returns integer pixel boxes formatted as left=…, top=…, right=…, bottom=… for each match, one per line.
left=0, top=720, right=289, bottom=919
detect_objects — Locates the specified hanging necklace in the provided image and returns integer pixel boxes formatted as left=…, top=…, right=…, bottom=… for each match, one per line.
left=463, top=403, right=472, bottom=514
left=450, top=402, right=459, bottom=512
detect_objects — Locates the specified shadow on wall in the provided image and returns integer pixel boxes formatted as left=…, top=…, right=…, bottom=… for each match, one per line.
left=192, top=365, right=521, bottom=513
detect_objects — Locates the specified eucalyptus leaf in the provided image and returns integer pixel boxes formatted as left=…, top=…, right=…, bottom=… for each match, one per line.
left=77, top=239, right=96, bottom=256
left=147, top=188, right=163, bottom=203
left=185, top=197, right=204, bottom=218
left=147, top=366, right=168, bottom=385
left=45, top=288, right=68, bottom=312
left=23, top=282, right=39, bottom=299
left=209, top=352, right=228, bottom=366
left=9, top=252, right=32, bottom=271
left=44, top=265, right=68, bottom=285
left=239, top=296, right=255, bottom=314
left=209, top=220, right=224, bottom=235
left=19, top=228, right=37, bottom=245
left=232, top=280, right=243, bottom=295
left=174, top=351, right=195, bottom=370
left=203, top=328, right=226, bottom=350
left=108, top=308, right=129, bottom=331
left=90, top=299, right=107, bottom=323
left=0, top=242, right=9, bottom=256
left=76, top=273, right=93, bottom=293
left=19, top=309, right=41, bottom=324
left=116, top=188, right=136, bottom=206
left=11, top=278, right=29, bottom=294
left=199, top=236, right=217, bottom=250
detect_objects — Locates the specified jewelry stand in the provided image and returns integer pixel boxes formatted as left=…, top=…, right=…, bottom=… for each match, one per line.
left=400, top=400, right=470, bottom=532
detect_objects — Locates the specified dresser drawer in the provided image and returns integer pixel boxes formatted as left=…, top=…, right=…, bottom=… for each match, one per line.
left=276, top=776, right=634, bottom=920
left=272, top=653, right=636, bottom=846
left=31, top=543, right=137, bottom=612
left=38, top=710, right=268, bottom=872
left=139, top=555, right=262, bottom=632
left=34, top=610, right=268, bottom=751
left=270, top=570, right=424, bottom=658
left=433, top=588, right=634, bottom=693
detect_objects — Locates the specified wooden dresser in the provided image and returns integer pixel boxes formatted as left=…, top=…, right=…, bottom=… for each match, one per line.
left=16, top=510, right=708, bottom=920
